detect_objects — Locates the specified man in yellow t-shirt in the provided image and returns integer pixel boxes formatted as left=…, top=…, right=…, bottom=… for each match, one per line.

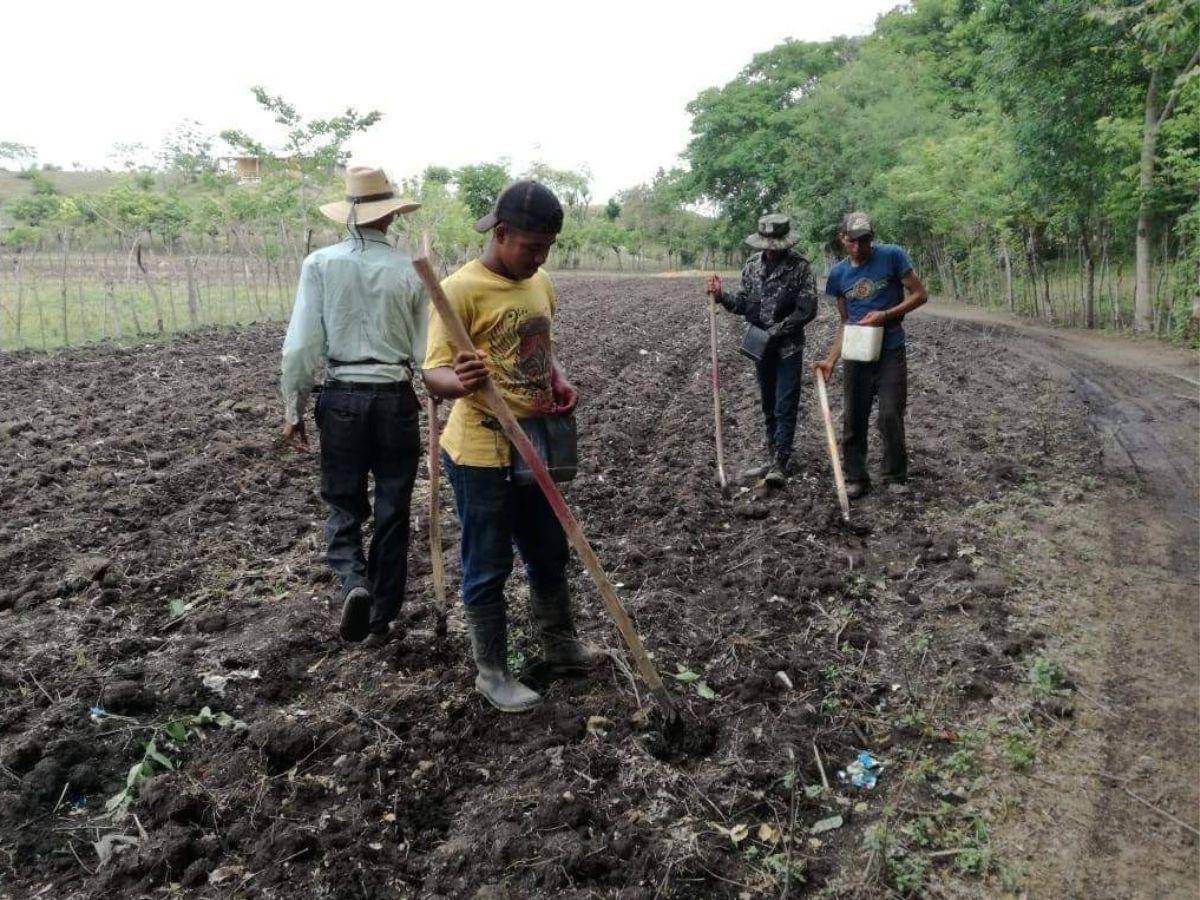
left=423, top=181, right=590, bottom=713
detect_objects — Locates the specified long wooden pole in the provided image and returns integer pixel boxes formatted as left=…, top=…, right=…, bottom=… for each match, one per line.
left=815, top=369, right=851, bottom=523
left=412, top=237, right=676, bottom=719
left=707, top=295, right=728, bottom=490
left=426, top=395, right=447, bottom=609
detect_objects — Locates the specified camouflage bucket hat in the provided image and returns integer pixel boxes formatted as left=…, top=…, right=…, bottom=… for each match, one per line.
left=745, top=213, right=800, bottom=250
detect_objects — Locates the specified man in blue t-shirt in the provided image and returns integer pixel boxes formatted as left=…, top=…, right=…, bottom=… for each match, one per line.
left=814, top=212, right=928, bottom=498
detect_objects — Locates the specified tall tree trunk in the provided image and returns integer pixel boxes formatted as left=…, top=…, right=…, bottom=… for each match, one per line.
left=1134, top=70, right=1160, bottom=332
left=1081, top=230, right=1095, bottom=329
left=1001, top=243, right=1014, bottom=311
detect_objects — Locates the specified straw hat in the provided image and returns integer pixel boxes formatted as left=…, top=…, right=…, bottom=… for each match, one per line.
left=745, top=214, right=800, bottom=250
left=319, top=167, right=420, bottom=227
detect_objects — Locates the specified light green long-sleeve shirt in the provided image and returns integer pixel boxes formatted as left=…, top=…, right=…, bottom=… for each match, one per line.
left=280, top=228, right=428, bottom=424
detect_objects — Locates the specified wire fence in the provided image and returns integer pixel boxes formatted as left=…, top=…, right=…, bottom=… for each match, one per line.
left=1, top=238, right=1193, bottom=352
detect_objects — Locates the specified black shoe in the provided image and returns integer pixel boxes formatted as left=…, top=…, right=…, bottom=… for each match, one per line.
left=339, top=587, right=372, bottom=642
left=845, top=481, right=870, bottom=500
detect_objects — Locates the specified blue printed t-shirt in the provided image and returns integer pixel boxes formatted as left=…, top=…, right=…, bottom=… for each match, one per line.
left=824, top=244, right=914, bottom=350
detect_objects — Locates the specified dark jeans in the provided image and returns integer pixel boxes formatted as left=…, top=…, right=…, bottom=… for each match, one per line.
left=442, top=453, right=569, bottom=610
left=842, top=346, right=908, bottom=486
left=316, top=383, right=420, bottom=633
left=754, top=347, right=805, bottom=463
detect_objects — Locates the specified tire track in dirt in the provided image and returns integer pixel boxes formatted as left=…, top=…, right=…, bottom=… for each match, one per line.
left=925, top=304, right=1199, bottom=899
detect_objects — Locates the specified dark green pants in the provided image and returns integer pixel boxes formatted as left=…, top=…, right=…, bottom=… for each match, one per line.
left=842, top=347, right=907, bottom=486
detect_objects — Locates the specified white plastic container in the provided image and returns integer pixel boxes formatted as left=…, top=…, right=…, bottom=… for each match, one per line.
left=841, top=324, right=884, bottom=362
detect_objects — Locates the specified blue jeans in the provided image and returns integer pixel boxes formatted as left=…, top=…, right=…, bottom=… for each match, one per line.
left=754, top=346, right=804, bottom=463
left=316, top=383, right=420, bottom=633
left=442, top=453, right=569, bottom=610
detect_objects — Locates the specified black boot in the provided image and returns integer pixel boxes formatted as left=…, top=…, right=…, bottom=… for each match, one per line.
left=530, top=583, right=596, bottom=674
left=339, top=587, right=372, bottom=642
left=745, top=442, right=777, bottom=480
left=464, top=603, right=542, bottom=713
left=763, top=455, right=790, bottom=487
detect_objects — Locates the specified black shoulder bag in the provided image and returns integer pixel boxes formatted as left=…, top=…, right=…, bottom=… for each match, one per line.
left=511, top=414, right=578, bottom=485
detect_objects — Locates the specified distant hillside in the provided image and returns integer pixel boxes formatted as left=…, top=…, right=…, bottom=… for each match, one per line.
left=0, top=169, right=123, bottom=203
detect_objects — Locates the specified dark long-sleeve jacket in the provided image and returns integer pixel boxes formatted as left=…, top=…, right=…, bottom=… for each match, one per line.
left=716, top=249, right=818, bottom=359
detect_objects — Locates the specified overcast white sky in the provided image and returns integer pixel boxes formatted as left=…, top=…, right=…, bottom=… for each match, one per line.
left=4, top=0, right=900, bottom=200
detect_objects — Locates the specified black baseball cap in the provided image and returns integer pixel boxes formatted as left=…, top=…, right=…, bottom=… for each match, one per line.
left=474, top=180, right=564, bottom=234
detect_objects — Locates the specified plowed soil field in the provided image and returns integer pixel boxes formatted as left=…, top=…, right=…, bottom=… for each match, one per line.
left=1, top=276, right=1195, bottom=898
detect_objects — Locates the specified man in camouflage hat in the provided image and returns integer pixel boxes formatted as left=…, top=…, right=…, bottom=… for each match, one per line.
left=706, top=214, right=818, bottom=486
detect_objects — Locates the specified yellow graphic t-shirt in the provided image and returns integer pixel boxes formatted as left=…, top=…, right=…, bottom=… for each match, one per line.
left=423, top=259, right=557, bottom=467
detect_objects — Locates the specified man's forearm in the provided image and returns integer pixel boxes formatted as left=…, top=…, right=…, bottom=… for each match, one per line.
left=423, top=367, right=469, bottom=400
left=280, top=347, right=318, bottom=426
left=822, top=297, right=848, bottom=363
left=550, top=360, right=570, bottom=391
left=282, top=389, right=309, bottom=426
left=884, top=292, right=927, bottom=322
left=825, top=323, right=844, bottom=364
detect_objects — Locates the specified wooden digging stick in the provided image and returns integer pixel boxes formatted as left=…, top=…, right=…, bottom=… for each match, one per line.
left=411, top=237, right=677, bottom=720
left=707, top=294, right=728, bottom=490
left=426, top=394, right=447, bottom=608
left=815, top=369, right=851, bottom=523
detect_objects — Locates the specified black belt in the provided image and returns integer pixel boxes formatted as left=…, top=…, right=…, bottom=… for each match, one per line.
left=329, top=357, right=409, bottom=368
left=322, top=379, right=414, bottom=394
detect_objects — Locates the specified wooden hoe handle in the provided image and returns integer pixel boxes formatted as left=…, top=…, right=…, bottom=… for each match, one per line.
left=815, top=369, right=851, bottom=523
left=707, top=294, right=728, bottom=490
left=411, top=237, right=674, bottom=714
left=426, top=395, right=448, bottom=608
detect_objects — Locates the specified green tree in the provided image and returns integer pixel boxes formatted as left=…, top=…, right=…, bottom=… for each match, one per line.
left=523, top=162, right=592, bottom=221
left=159, top=120, right=216, bottom=183
left=454, top=162, right=511, bottom=220
left=422, top=165, right=453, bottom=185
left=685, top=38, right=853, bottom=236
left=1092, top=0, right=1199, bottom=330
left=0, top=141, right=36, bottom=168
left=221, top=86, right=383, bottom=242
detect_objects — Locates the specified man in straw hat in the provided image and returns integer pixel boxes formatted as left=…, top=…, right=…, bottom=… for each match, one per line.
left=423, top=180, right=592, bottom=713
left=280, top=166, right=426, bottom=647
left=814, top=212, right=928, bottom=500
left=706, top=214, right=818, bottom=487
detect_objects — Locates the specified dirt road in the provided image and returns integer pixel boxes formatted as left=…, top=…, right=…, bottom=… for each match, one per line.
left=924, top=300, right=1199, bottom=898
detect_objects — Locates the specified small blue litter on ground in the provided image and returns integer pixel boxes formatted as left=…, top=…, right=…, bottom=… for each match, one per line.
left=839, top=751, right=882, bottom=789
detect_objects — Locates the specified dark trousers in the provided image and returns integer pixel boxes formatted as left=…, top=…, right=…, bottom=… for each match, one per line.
left=754, top=347, right=805, bottom=463
left=842, top=346, right=908, bottom=486
left=316, top=383, right=420, bottom=634
left=442, top=453, right=569, bottom=610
